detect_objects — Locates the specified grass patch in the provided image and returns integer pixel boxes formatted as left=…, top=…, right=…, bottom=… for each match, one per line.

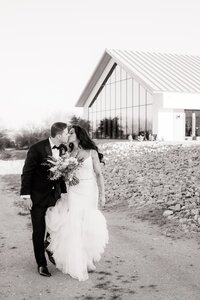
left=0, top=149, right=27, bottom=160
left=1, top=174, right=21, bottom=191
left=1, top=174, right=30, bottom=216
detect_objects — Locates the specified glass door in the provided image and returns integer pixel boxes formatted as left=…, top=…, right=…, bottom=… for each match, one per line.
left=185, top=110, right=200, bottom=137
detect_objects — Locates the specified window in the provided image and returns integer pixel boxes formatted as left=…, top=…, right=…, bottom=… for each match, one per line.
left=89, top=65, right=153, bottom=139
left=96, top=96, right=100, bottom=112
left=121, top=68, right=127, bottom=80
left=147, top=105, right=152, bottom=132
left=115, top=109, right=122, bottom=138
left=110, top=109, right=116, bottom=138
left=105, top=84, right=110, bottom=111
left=101, top=87, right=106, bottom=111
left=133, top=81, right=139, bottom=106
left=96, top=111, right=101, bottom=138
left=139, top=105, right=146, bottom=132
left=127, top=107, right=133, bottom=136
left=121, top=80, right=127, bottom=108
left=121, top=108, right=127, bottom=138
left=147, top=92, right=153, bottom=105
left=140, top=86, right=146, bottom=105
left=116, top=81, right=121, bottom=109
left=110, top=82, right=116, bottom=110
left=110, top=68, right=116, bottom=83
left=185, top=110, right=200, bottom=137
left=92, top=112, right=97, bottom=135
left=92, top=99, right=97, bottom=112
left=133, top=106, right=139, bottom=135
left=127, top=78, right=133, bottom=108
left=116, top=65, right=121, bottom=82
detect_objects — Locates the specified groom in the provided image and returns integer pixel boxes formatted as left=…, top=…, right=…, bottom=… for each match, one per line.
left=20, top=122, right=69, bottom=277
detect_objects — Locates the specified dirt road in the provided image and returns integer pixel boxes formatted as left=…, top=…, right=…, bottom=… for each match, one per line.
left=1, top=177, right=200, bottom=300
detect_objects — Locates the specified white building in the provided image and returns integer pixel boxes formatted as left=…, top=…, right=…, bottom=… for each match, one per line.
left=76, top=49, right=200, bottom=141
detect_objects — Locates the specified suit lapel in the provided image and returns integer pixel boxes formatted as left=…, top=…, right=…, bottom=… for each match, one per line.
left=44, top=139, right=52, bottom=157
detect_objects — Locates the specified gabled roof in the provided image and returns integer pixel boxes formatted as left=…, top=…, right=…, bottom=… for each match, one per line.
left=76, top=49, right=200, bottom=107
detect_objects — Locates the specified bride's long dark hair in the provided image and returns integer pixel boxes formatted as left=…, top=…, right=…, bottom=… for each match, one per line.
left=69, top=125, right=104, bottom=164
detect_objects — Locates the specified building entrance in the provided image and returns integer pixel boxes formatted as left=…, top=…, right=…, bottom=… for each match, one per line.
left=185, top=110, right=200, bottom=137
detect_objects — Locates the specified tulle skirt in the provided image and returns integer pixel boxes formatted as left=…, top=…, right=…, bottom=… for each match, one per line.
left=45, top=179, right=109, bottom=281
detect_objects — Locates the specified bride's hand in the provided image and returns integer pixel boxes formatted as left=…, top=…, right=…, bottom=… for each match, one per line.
left=99, top=194, right=106, bottom=208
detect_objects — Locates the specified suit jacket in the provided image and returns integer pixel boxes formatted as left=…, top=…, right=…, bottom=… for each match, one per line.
left=20, top=139, right=67, bottom=208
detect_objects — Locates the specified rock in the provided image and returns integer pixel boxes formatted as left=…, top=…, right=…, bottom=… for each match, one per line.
left=185, top=193, right=192, bottom=198
left=190, top=224, right=197, bottom=231
left=191, top=209, right=199, bottom=216
left=179, top=218, right=187, bottom=224
left=168, top=204, right=181, bottom=212
left=157, top=199, right=164, bottom=204
left=167, top=200, right=175, bottom=206
left=163, top=210, right=173, bottom=217
left=174, top=204, right=181, bottom=211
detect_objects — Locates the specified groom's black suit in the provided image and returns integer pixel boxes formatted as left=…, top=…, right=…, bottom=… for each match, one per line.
left=20, top=138, right=67, bottom=267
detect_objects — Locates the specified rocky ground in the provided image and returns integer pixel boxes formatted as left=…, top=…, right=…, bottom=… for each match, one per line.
left=99, top=141, right=200, bottom=237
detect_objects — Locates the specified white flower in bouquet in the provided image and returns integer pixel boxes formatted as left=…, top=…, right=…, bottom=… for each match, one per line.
left=68, top=157, right=78, bottom=164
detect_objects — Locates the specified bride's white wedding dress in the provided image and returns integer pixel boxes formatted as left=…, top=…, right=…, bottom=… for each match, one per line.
left=45, top=152, right=109, bottom=281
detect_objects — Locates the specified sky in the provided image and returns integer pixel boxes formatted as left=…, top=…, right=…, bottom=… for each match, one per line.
left=0, top=0, right=200, bottom=131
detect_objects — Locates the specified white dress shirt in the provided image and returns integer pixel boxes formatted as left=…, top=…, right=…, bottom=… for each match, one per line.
left=49, top=138, right=60, bottom=159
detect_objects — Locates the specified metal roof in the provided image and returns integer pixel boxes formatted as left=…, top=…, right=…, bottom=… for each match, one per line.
left=76, top=49, right=200, bottom=107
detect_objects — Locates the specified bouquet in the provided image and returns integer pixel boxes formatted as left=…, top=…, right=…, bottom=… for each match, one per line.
left=45, top=152, right=83, bottom=186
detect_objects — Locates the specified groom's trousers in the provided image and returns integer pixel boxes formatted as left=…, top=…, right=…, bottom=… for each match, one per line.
left=30, top=206, right=47, bottom=267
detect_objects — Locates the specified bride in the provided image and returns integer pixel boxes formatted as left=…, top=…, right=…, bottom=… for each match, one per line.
left=45, top=125, right=109, bottom=281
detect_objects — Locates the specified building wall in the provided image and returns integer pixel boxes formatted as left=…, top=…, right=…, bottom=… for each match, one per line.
left=163, top=93, right=200, bottom=109
left=156, top=109, right=185, bottom=141
left=152, top=93, right=163, bottom=137
left=153, top=93, right=189, bottom=141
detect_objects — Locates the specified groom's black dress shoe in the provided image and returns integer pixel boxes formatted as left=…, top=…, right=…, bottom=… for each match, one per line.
left=38, top=266, right=51, bottom=277
left=46, top=248, right=56, bottom=265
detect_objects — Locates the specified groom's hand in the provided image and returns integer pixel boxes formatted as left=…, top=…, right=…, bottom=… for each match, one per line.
left=21, top=196, right=32, bottom=210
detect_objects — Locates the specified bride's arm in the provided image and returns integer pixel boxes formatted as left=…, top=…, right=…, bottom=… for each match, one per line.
left=91, top=150, right=105, bottom=207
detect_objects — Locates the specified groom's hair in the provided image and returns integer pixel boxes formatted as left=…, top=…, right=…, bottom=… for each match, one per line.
left=51, top=122, right=67, bottom=137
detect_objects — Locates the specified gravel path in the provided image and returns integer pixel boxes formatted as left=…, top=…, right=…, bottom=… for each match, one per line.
left=1, top=177, right=200, bottom=299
